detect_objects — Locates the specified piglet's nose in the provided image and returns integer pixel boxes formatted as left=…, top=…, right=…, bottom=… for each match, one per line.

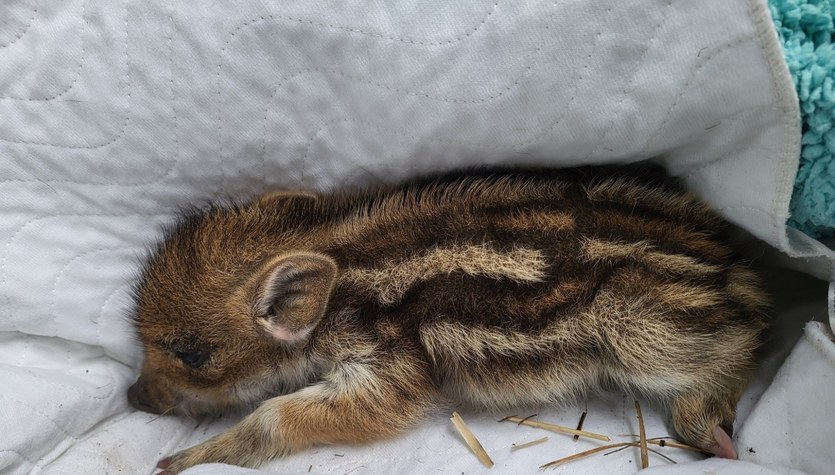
left=128, top=378, right=162, bottom=414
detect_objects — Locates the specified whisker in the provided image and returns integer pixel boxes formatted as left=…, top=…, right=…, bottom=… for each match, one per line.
left=145, top=405, right=177, bottom=424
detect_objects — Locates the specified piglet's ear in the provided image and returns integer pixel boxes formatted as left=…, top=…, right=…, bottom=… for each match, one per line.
left=253, top=252, right=337, bottom=344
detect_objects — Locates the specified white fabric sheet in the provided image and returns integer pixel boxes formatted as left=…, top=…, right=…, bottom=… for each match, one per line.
left=1, top=0, right=833, bottom=473
left=738, top=322, right=835, bottom=475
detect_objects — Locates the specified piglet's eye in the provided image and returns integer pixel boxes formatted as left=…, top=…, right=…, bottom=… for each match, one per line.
left=175, top=348, right=211, bottom=369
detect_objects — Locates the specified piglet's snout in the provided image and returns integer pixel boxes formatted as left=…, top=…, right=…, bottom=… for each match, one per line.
left=128, top=377, right=163, bottom=414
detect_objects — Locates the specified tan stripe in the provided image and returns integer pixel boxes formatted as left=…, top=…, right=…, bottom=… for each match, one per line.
left=601, top=213, right=731, bottom=261
left=582, top=238, right=719, bottom=275
left=420, top=321, right=546, bottom=363
left=582, top=239, right=651, bottom=262
left=654, top=282, right=723, bottom=310
left=644, top=250, right=720, bottom=275
left=420, top=312, right=591, bottom=366
left=342, top=244, right=548, bottom=305
left=726, top=266, right=769, bottom=310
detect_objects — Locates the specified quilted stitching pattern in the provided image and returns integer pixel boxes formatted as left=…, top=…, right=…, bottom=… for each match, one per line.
left=0, top=0, right=38, bottom=50
left=0, top=0, right=816, bottom=473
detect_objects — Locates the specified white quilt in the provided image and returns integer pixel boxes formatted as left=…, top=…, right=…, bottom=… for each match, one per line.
left=1, top=0, right=834, bottom=474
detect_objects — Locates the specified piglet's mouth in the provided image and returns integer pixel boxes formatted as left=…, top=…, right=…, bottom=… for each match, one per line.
left=127, top=378, right=166, bottom=414
left=128, top=377, right=237, bottom=417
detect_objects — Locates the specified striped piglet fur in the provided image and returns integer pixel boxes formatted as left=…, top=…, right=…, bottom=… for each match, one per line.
left=129, top=166, right=768, bottom=473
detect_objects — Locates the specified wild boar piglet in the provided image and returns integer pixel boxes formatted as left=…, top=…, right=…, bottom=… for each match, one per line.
left=128, top=166, right=768, bottom=473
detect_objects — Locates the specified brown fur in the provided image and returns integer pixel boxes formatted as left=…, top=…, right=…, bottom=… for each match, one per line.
left=128, top=166, right=768, bottom=472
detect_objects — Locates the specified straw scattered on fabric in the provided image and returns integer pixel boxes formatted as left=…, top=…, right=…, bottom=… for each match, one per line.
left=539, top=435, right=704, bottom=468
left=573, top=409, right=588, bottom=441
left=499, top=415, right=610, bottom=441
left=510, top=436, right=549, bottom=451
left=451, top=412, right=494, bottom=468
left=620, top=436, right=708, bottom=454
left=604, top=443, right=678, bottom=464
left=635, top=400, right=649, bottom=469
left=540, top=442, right=634, bottom=469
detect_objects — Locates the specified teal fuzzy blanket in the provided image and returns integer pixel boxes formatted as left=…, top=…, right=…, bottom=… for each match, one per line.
left=769, top=0, right=835, bottom=239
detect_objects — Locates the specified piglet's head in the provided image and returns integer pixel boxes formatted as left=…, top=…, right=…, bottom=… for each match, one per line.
left=128, top=206, right=337, bottom=416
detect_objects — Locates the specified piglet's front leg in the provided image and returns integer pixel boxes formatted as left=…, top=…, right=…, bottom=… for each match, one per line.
left=157, top=356, right=438, bottom=474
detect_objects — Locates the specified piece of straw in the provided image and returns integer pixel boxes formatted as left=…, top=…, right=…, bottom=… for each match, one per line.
left=540, top=442, right=634, bottom=468
left=573, top=410, right=588, bottom=441
left=540, top=435, right=705, bottom=469
left=541, top=439, right=688, bottom=469
left=635, top=401, right=649, bottom=469
left=510, top=436, right=549, bottom=451
left=500, top=416, right=610, bottom=441
left=646, top=437, right=708, bottom=453
left=604, top=444, right=678, bottom=464
left=450, top=412, right=494, bottom=468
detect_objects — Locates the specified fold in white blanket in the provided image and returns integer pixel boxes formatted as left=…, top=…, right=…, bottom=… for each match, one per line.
left=1, top=1, right=833, bottom=473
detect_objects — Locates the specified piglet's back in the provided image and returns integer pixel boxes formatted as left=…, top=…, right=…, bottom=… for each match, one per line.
left=295, top=167, right=765, bottom=334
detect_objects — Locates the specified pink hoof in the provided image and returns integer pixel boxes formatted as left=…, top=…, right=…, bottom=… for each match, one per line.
left=710, top=425, right=737, bottom=459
